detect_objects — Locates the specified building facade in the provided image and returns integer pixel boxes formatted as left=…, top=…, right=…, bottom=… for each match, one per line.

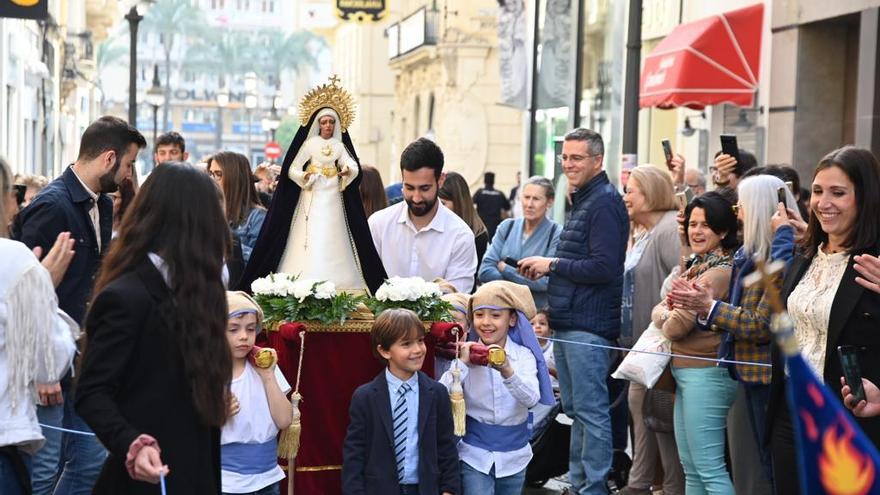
left=387, top=0, right=524, bottom=194
left=0, top=0, right=116, bottom=177
left=100, top=0, right=304, bottom=171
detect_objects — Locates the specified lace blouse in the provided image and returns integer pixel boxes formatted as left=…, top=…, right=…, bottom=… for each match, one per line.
left=787, top=245, right=850, bottom=375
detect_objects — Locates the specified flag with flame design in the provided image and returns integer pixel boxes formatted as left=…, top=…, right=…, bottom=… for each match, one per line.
left=787, top=352, right=880, bottom=495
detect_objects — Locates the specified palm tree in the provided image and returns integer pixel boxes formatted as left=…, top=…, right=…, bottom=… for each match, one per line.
left=253, top=29, right=324, bottom=89
left=95, top=38, right=127, bottom=109
left=141, top=0, right=206, bottom=130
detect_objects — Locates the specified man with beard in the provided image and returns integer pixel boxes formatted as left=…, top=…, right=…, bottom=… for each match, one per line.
left=369, top=137, right=478, bottom=293
left=13, top=115, right=145, bottom=495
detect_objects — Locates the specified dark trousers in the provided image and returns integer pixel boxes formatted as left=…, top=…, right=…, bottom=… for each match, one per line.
left=770, top=404, right=800, bottom=495
left=744, top=382, right=774, bottom=485
left=400, top=483, right=419, bottom=495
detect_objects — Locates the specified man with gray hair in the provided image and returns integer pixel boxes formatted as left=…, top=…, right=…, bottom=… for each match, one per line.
left=519, top=128, right=628, bottom=494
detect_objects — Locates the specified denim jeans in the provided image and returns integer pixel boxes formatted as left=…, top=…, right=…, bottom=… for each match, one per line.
left=672, top=366, right=737, bottom=495
left=554, top=330, right=612, bottom=495
left=460, top=461, right=526, bottom=495
left=31, top=376, right=107, bottom=495
left=0, top=448, right=32, bottom=495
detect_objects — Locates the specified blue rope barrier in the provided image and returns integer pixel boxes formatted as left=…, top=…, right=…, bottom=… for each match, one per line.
left=543, top=335, right=772, bottom=368
left=38, top=423, right=97, bottom=436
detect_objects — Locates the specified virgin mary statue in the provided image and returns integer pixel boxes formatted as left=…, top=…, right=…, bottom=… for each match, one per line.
left=238, top=78, right=387, bottom=294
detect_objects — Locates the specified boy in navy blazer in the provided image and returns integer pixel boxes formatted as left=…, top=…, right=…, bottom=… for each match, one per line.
left=343, top=309, right=460, bottom=495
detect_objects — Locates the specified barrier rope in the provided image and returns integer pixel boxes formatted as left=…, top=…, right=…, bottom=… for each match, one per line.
left=543, top=335, right=772, bottom=368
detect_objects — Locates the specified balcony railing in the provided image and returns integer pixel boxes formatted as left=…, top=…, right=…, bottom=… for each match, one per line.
left=386, top=6, right=439, bottom=60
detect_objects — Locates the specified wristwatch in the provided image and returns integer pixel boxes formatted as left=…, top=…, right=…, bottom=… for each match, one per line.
left=549, top=257, right=560, bottom=273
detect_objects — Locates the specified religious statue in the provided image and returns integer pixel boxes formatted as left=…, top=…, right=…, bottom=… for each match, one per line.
left=238, top=77, right=387, bottom=294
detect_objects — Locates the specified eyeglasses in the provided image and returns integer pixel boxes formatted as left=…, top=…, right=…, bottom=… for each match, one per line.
left=208, top=170, right=223, bottom=180
left=557, top=153, right=602, bottom=164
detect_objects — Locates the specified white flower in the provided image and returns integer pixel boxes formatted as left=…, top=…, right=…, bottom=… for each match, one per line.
left=291, top=278, right=318, bottom=302
left=313, top=281, right=336, bottom=299
left=251, top=277, right=275, bottom=295
left=252, top=273, right=297, bottom=296
left=375, top=277, right=439, bottom=302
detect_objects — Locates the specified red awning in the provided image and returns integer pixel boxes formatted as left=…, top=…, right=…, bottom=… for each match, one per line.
left=639, top=3, right=764, bottom=110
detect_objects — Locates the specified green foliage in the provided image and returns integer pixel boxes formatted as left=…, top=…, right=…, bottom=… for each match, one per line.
left=254, top=288, right=364, bottom=328
left=364, top=297, right=454, bottom=322
left=275, top=117, right=299, bottom=152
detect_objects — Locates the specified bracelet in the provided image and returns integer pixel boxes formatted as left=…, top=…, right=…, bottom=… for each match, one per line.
left=126, top=434, right=160, bottom=480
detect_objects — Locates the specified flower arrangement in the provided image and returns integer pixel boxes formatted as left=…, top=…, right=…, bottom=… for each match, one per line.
left=366, top=277, right=454, bottom=322
left=251, top=273, right=363, bottom=327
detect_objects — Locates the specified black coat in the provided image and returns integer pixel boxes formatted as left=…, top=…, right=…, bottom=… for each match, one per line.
left=342, top=371, right=460, bottom=495
left=768, top=246, right=880, bottom=444
left=75, top=260, right=221, bottom=495
left=237, top=109, right=388, bottom=294
left=12, top=166, right=112, bottom=324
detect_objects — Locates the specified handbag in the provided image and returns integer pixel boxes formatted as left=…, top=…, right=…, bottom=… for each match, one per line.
left=643, top=386, right=675, bottom=433
left=611, top=322, right=671, bottom=388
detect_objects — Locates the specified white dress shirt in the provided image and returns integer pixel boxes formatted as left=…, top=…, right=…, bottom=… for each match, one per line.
left=71, top=167, right=101, bottom=251
left=439, top=338, right=540, bottom=477
left=369, top=201, right=477, bottom=293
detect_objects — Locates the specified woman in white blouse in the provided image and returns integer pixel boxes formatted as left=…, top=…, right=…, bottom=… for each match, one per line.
left=768, top=146, right=880, bottom=495
left=0, top=158, right=78, bottom=495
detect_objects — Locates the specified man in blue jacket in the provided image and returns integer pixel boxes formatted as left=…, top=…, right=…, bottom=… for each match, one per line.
left=14, top=115, right=145, bottom=495
left=519, top=128, right=628, bottom=495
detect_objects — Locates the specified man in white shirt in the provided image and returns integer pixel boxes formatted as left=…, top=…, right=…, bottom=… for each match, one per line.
left=369, top=138, right=477, bottom=293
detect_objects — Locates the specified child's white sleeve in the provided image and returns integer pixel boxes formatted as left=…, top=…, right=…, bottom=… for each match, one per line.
left=274, top=367, right=291, bottom=395
left=438, top=359, right=470, bottom=391
left=502, top=351, right=540, bottom=408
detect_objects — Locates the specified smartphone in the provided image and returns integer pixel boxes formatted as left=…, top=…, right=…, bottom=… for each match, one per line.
left=838, top=345, right=866, bottom=404
left=661, top=139, right=673, bottom=169
left=777, top=186, right=787, bottom=205
left=719, top=134, right=742, bottom=175
left=13, top=184, right=26, bottom=206
left=675, top=192, right=688, bottom=212
left=785, top=181, right=795, bottom=194
left=503, top=257, right=520, bottom=267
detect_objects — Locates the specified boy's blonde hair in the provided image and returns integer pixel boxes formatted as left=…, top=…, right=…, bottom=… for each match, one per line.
left=371, top=309, right=425, bottom=361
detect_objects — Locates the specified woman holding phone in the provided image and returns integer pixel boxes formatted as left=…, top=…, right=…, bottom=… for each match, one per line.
left=768, top=146, right=880, bottom=495
left=478, top=176, right=561, bottom=308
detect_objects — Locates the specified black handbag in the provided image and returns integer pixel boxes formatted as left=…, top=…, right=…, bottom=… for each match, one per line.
left=643, top=387, right=676, bottom=433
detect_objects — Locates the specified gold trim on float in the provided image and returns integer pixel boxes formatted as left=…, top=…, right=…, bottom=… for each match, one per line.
left=281, top=464, right=343, bottom=472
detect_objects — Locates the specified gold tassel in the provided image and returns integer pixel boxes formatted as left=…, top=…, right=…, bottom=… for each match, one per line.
left=277, top=392, right=302, bottom=459
left=450, top=367, right=466, bottom=436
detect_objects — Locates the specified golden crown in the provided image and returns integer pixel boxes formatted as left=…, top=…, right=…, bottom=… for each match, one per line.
left=298, top=75, right=356, bottom=132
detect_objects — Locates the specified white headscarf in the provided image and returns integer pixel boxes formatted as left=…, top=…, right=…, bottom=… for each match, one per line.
left=306, top=108, right=343, bottom=141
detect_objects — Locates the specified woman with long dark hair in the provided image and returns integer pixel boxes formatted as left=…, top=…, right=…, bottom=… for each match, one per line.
left=439, top=172, right=489, bottom=289
left=358, top=164, right=388, bottom=218
left=75, top=162, right=232, bottom=494
left=207, top=151, right=267, bottom=264
left=769, top=146, right=880, bottom=495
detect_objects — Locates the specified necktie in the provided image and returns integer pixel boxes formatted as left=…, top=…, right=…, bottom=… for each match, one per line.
left=393, top=382, right=411, bottom=482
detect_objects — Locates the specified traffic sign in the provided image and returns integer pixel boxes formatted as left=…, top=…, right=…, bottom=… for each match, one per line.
left=265, top=141, right=282, bottom=160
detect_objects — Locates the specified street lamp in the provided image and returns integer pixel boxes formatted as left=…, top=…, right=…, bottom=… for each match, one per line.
left=125, top=6, right=144, bottom=125
left=216, top=77, right=229, bottom=150
left=244, top=72, right=258, bottom=162
left=261, top=94, right=281, bottom=143
left=145, top=64, right=165, bottom=162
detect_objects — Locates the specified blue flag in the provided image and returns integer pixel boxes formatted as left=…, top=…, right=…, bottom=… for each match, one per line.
left=786, top=352, right=880, bottom=495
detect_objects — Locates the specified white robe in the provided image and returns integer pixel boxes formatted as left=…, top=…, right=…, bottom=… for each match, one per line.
left=277, top=135, right=367, bottom=292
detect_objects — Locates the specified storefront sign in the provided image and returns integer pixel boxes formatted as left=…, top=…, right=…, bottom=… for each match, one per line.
left=336, top=0, right=386, bottom=22
left=0, top=0, right=48, bottom=19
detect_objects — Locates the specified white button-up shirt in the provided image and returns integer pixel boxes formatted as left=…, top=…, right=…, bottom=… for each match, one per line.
left=368, top=201, right=477, bottom=293
left=71, top=167, right=101, bottom=251
left=439, top=338, right=540, bottom=477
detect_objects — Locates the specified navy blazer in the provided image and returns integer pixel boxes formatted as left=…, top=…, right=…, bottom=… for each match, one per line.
left=13, top=166, right=113, bottom=323
left=342, top=371, right=460, bottom=495
left=768, top=245, right=880, bottom=443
